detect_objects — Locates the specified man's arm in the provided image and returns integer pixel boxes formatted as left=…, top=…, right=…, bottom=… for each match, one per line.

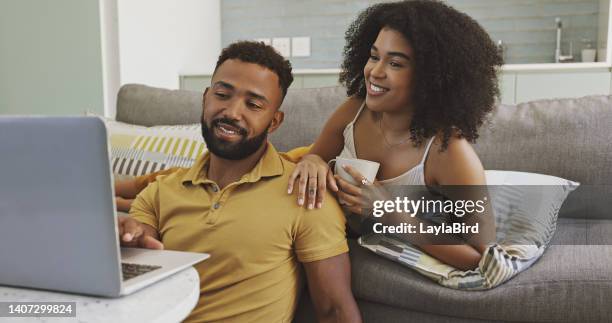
left=303, top=253, right=362, bottom=323
left=120, top=179, right=164, bottom=249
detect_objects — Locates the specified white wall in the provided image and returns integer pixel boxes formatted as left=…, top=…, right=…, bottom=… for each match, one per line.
left=118, top=0, right=221, bottom=90
left=100, top=0, right=121, bottom=117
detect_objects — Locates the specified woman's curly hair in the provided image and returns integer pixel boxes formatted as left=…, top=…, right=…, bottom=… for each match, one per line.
left=339, top=0, right=503, bottom=149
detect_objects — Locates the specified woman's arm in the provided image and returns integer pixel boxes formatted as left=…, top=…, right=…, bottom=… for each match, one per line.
left=114, top=167, right=183, bottom=212
left=287, top=97, right=364, bottom=209
left=422, top=136, right=496, bottom=269
left=336, top=136, right=495, bottom=270
left=115, top=197, right=135, bottom=213
left=115, top=178, right=142, bottom=200
left=335, top=164, right=486, bottom=271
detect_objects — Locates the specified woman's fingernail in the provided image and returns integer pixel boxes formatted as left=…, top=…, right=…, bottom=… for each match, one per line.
left=317, top=202, right=322, bottom=209
left=298, top=198, right=304, bottom=205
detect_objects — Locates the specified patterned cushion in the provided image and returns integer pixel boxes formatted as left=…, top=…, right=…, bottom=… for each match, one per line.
left=105, top=119, right=206, bottom=178
left=359, top=170, right=579, bottom=290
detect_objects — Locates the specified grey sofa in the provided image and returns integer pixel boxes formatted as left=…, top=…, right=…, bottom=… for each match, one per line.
left=116, top=84, right=612, bottom=322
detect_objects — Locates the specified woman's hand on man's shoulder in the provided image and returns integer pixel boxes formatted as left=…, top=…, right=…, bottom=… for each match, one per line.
left=287, top=154, right=339, bottom=210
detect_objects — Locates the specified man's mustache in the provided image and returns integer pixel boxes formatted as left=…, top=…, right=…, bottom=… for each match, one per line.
left=210, top=118, right=248, bottom=136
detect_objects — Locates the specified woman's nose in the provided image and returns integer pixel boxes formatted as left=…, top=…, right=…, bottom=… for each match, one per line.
left=370, top=61, right=386, bottom=78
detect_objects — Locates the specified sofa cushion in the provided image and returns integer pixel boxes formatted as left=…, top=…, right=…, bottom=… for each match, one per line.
left=116, top=84, right=202, bottom=126
left=551, top=217, right=612, bottom=245
left=349, top=219, right=612, bottom=322
left=270, top=86, right=346, bottom=152
left=475, top=96, right=612, bottom=184
left=474, top=96, right=612, bottom=219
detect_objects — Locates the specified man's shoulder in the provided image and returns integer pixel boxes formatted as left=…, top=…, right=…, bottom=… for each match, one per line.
left=276, top=154, right=343, bottom=213
left=278, top=154, right=297, bottom=176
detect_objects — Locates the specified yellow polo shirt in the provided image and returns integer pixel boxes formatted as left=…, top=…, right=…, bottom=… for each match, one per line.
left=129, top=143, right=348, bottom=322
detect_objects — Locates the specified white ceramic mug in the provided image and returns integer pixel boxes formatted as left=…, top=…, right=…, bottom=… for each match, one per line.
left=328, top=157, right=380, bottom=185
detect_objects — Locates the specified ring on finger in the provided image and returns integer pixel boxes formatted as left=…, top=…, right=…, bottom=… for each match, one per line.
left=361, top=178, right=369, bottom=186
left=339, top=200, right=353, bottom=207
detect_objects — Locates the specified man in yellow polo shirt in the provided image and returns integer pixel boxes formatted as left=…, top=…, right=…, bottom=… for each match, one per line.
left=117, top=41, right=362, bottom=322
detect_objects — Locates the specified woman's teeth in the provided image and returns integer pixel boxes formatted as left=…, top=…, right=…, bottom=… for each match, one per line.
left=370, top=83, right=388, bottom=93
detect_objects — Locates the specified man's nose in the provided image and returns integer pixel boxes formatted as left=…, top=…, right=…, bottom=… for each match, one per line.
left=222, top=99, right=244, bottom=120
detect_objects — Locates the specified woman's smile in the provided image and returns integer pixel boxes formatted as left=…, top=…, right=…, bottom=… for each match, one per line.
left=366, top=81, right=389, bottom=97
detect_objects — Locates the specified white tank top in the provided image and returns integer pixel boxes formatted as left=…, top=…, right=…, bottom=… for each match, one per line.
left=338, top=102, right=435, bottom=186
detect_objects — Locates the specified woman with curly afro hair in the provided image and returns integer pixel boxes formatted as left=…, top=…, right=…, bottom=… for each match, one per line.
left=287, top=0, right=502, bottom=270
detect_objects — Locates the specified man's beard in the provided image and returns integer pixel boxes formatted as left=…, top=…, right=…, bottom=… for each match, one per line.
left=201, top=117, right=269, bottom=160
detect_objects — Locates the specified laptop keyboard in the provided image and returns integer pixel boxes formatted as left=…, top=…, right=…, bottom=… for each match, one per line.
left=121, top=262, right=162, bottom=281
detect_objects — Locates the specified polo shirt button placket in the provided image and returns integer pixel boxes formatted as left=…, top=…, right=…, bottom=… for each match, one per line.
left=207, top=201, right=223, bottom=224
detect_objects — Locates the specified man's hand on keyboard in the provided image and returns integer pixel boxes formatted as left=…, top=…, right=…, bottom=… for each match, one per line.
left=118, top=216, right=164, bottom=250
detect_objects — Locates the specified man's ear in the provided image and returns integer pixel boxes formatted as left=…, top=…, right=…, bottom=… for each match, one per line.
left=267, top=110, right=284, bottom=135
left=202, top=88, right=209, bottom=107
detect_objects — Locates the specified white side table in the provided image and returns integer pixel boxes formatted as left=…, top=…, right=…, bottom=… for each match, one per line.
left=0, top=267, right=200, bottom=323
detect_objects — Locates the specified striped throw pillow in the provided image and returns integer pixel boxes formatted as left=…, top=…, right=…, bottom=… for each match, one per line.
left=105, top=120, right=206, bottom=178
left=358, top=170, right=579, bottom=290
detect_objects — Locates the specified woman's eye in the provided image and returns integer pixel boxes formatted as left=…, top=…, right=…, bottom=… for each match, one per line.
left=390, top=61, right=403, bottom=68
left=215, top=92, right=229, bottom=98
left=369, top=54, right=379, bottom=61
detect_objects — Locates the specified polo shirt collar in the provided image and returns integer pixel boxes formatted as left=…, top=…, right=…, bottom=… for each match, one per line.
left=182, top=142, right=285, bottom=186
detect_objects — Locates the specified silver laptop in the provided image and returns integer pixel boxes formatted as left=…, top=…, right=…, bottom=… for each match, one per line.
left=0, top=116, right=209, bottom=297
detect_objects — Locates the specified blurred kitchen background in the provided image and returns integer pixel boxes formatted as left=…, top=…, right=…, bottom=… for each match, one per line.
left=221, top=0, right=609, bottom=67
left=0, top=0, right=610, bottom=117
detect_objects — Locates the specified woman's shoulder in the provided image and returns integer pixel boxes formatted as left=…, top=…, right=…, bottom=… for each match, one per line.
left=433, top=134, right=475, bottom=154
left=329, top=96, right=365, bottom=128
left=428, top=134, right=485, bottom=185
